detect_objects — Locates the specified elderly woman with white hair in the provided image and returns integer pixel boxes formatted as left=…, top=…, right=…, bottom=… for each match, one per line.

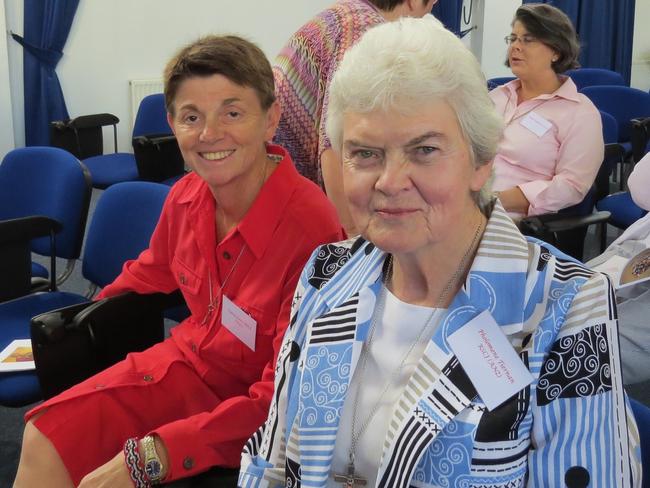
left=239, top=16, right=642, bottom=488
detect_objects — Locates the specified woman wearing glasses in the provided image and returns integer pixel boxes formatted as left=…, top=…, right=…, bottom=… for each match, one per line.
left=490, top=4, right=603, bottom=218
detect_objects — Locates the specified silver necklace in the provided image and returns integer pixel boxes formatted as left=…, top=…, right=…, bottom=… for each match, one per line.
left=201, top=245, right=246, bottom=326
left=334, top=219, right=484, bottom=487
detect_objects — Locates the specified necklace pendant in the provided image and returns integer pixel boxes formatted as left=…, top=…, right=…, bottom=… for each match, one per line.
left=200, top=299, right=218, bottom=326
left=333, top=462, right=367, bottom=487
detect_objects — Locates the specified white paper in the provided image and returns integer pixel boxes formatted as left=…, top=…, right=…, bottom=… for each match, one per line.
left=592, top=252, right=650, bottom=290
left=0, top=339, right=35, bottom=372
left=520, top=111, right=552, bottom=137
left=221, top=295, right=257, bottom=351
left=591, top=255, right=628, bottom=286
left=448, top=310, right=533, bottom=411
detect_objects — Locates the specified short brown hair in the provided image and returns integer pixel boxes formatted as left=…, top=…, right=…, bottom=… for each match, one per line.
left=164, top=35, right=275, bottom=115
left=506, top=3, right=580, bottom=73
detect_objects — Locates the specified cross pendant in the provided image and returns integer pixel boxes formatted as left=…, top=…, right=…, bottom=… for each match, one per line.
left=333, top=462, right=367, bottom=487
left=200, top=295, right=220, bottom=326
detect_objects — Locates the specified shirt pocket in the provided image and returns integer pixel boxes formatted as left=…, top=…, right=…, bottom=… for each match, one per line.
left=170, top=256, right=203, bottom=315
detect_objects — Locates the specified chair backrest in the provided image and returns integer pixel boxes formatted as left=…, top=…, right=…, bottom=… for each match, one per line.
left=0, top=147, right=92, bottom=260
left=600, top=110, right=619, bottom=145
left=565, top=68, right=625, bottom=90
left=81, top=181, right=170, bottom=288
left=595, top=143, right=625, bottom=202
left=132, top=93, right=171, bottom=138
left=581, top=86, right=650, bottom=142
left=629, top=398, right=650, bottom=487
left=487, top=76, right=516, bottom=90
left=50, top=113, right=120, bottom=158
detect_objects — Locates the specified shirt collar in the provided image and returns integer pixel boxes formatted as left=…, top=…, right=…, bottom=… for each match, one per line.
left=502, top=75, right=580, bottom=103
left=176, top=145, right=302, bottom=260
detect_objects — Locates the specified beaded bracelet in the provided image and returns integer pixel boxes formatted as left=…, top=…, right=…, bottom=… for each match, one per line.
left=123, top=437, right=151, bottom=488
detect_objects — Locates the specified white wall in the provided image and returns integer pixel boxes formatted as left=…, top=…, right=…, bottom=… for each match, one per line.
left=3, top=0, right=649, bottom=154
left=631, top=0, right=650, bottom=92
left=472, top=0, right=521, bottom=80
left=0, top=4, right=16, bottom=156
left=4, top=0, right=332, bottom=152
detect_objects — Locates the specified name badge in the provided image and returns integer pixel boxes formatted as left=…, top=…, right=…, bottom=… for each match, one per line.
left=221, top=295, right=257, bottom=351
left=520, top=111, right=552, bottom=137
left=448, top=310, right=533, bottom=411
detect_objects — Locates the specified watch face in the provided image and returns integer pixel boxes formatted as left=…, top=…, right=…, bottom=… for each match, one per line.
left=145, top=459, right=162, bottom=480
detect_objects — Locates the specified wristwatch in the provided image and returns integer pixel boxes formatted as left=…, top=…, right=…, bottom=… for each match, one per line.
left=141, top=435, right=164, bottom=484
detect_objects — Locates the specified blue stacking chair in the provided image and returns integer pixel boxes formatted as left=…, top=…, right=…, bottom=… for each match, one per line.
left=0, top=181, right=170, bottom=406
left=597, top=191, right=647, bottom=229
left=581, top=86, right=650, bottom=157
left=565, top=68, right=625, bottom=90
left=595, top=111, right=648, bottom=230
left=487, top=76, right=515, bottom=90
left=0, top=147, right=91, bottom=302
left=83, top=94, right=172, bottom=189
left=630, top=398, right=650, bottom=487
left=600, top=110, right=619, bottom=146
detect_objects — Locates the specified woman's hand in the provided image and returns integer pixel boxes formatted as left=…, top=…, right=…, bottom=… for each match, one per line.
left=77, top=451, right=133, bottom=488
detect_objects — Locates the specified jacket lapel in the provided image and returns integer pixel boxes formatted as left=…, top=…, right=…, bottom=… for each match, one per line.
left=294, top=245, right=386, bottom=486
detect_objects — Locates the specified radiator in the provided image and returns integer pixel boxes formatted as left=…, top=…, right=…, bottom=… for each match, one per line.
left=129, top=78, right=164, bottom=126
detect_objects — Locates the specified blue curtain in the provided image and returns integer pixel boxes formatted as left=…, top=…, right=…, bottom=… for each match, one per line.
left=11, top=0, right=80, bottom=146
left=522, top=0, right=636, bottom=84
left=432, top=0, right=464, bottom=37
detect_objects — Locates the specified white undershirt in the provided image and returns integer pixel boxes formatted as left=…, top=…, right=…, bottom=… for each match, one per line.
left=328, top=285, right=443, bottom=487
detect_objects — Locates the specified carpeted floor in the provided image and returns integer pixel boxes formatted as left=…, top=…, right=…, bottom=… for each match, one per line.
left=0, top=404, right=30, bottom=486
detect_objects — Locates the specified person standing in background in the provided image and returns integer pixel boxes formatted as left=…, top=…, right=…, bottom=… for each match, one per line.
left=273, top=0, right=437, bottom=235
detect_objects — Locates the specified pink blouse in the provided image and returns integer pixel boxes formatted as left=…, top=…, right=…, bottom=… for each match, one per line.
left=490, top=77, right=603, bottom=216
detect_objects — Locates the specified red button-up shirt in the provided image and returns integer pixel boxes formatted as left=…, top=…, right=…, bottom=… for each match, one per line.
left=94, top=145, right=343, bottom=479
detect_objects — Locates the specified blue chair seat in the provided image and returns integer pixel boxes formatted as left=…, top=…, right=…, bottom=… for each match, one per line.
left=83, top=153, right=140, bottom=189
left=0, top=292, right=89, bottom=406
left=31, top=261, right=48, bottom=279
left=596, top=192, right=648, bottom=229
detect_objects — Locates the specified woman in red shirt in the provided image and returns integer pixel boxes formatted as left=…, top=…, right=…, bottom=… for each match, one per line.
left=14, top=35, right=343, bottom=487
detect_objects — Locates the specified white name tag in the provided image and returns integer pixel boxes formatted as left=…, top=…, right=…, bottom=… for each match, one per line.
left=448, top=310, right=533, bottom=411
left=520, top=111, right=552, bottom=137
left=221, top=295, right=257, bottom=351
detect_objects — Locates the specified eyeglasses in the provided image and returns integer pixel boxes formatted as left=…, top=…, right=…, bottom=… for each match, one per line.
left=504, top=34, right=538, bottom=46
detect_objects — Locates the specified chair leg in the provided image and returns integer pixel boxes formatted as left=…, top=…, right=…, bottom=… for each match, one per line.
left=618, top=162, right=624, bottom=191
left=599, top=222, right=608, bottom=253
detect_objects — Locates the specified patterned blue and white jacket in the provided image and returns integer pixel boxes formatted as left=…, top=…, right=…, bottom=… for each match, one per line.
left=239, top=203, right=642, bottom=487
